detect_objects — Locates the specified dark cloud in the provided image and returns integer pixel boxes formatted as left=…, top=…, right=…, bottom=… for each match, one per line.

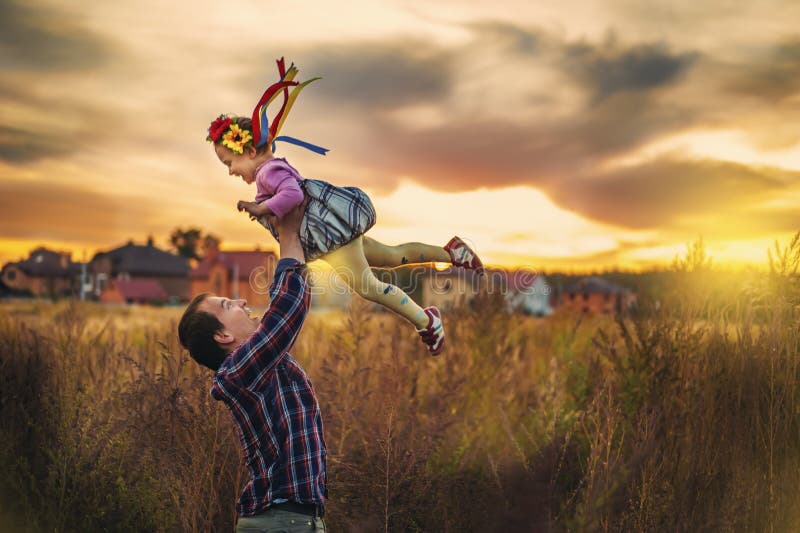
left=353, top=90, right=697, bottom=193
left=0, top=0, right=124, bottom=162
left=545, top=157, right=798, bottom=229
left=0, top=0, right=113, bottom=71
left=0, top=180, right=154, bottom=242
left=289, top=42, right=455, bottom=110
left=727, top=38, right=800, bottom=102
left=562, top=39, right=698, bottom=102
left=0, top=125, right=73, bottom=163
left=465, top=21, right=542, bottom=55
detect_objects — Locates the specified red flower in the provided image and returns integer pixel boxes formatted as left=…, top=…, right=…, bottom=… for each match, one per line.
left=207, top=115, right=232, bottom=142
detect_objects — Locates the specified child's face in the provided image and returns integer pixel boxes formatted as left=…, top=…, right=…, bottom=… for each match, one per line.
left=214, top=144, right=258, bottom=184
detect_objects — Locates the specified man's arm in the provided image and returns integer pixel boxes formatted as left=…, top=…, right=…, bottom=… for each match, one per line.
left=220, top=202, right=309, bottom=387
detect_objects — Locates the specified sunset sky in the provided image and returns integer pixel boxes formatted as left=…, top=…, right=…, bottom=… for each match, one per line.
left=1, top=0, right=799, bottom=271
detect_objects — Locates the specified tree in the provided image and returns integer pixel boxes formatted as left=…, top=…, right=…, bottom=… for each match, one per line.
left=169, top=227, right=220, bottom=261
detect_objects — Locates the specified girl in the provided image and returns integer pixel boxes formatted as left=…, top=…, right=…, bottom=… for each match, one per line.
left=207, top=59, right=483, bottom=355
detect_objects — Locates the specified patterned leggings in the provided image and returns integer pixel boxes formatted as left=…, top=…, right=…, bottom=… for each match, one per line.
left=321, top=236, right=450, bottom=329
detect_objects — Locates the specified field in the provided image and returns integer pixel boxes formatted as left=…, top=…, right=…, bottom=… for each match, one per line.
left=1, top=239, right=800, bottom=532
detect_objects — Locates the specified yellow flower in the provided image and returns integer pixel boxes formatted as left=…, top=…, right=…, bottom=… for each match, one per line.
left=221, top=123, right=253, bottom=154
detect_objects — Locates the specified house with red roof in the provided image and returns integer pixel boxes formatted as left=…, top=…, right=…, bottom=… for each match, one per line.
left=189, top=244, right=278, bottom=306
left=100, top=279, right=169, bottom=304
left=557, top=276, right=637, bottom=315
left=90, top=237, right=190, bottom=303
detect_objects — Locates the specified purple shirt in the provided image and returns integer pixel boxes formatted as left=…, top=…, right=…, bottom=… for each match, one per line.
left=254, top=158, right=305, bottom=218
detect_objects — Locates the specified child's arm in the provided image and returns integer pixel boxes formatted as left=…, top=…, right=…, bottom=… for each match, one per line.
left=238, top=200, right=273, bottom=218
left=261, top=173, right=304, bottom=218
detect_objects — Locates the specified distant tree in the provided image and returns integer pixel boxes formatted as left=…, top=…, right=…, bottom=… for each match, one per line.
left=169, top=228, right=222, bottom=261
left=202, top=233, right=221, bottom=255
left=169, top=228, right=203, bottom=260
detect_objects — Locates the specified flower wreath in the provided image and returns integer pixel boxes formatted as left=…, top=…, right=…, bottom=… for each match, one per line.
left=206, top=57, right=329, bottom=156
left=206, top=115, right=253, bottom=154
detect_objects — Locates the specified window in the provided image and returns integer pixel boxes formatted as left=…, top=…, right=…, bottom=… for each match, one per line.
left=6, top=270, right=15, bottom=281
left=96, top=273, right=107, bottom=294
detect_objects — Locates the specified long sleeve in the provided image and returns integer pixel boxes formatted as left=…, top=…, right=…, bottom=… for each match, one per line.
left=254, top=160, right=305, bottom=218
left=213, top=258, right=310, bottom=393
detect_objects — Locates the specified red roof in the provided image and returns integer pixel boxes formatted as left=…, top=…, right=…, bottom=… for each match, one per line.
left=191, top=250, right=276, bottom=280
left=113, top=279, right=168, bottom=301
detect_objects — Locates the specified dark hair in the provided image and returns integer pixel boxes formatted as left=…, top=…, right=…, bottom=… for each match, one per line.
left=178, top=293, right=228, bottom=371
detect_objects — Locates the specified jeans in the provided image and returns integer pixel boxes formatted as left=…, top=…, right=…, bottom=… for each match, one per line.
left=235, top=507, right=326, bottom=533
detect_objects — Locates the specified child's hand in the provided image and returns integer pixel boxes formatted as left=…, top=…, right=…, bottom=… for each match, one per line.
left=237, top=200, right=259, bottom=220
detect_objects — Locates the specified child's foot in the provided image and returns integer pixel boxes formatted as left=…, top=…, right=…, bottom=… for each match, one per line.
left=444, top=236, right=484, bottom=275
left=416, top=306, right=445, bottom=356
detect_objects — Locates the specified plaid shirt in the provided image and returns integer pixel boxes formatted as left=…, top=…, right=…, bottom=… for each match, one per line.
left=210, top=258, right=327, bottom=517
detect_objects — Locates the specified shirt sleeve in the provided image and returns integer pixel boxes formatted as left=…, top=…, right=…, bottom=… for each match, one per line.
left=215, top=258, right=310, bottom=392
left=259, top=168, right=304, bottom=218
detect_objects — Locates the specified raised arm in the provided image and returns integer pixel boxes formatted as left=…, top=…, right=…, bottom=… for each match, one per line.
left=220, top=202, right=309, bottom=388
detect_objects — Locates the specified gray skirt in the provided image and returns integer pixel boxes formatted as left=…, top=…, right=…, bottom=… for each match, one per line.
left=258, top=178, right=377, bottom=261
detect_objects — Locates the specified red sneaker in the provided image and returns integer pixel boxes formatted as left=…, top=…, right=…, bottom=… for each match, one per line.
left=444, top=236, right=484, bottom=275
left=416, top=306, right=445, bottom=356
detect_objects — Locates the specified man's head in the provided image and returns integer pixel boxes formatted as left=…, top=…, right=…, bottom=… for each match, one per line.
left=178, top=293, right=260, bottom=371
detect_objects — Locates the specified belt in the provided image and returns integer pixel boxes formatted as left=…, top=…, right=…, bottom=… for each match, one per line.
left=270, top=501, right=324, bottom=517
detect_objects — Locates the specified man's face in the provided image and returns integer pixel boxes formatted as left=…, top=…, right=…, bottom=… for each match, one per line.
left=200, top=296, right=259, bottom=349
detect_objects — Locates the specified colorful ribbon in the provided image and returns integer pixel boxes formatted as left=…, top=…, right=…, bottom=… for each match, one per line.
left=251, top=57, right=328, bottom=155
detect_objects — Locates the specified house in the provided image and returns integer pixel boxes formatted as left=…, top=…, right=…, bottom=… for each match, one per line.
left=190, top=245, right=278, bottom=306
left=422, top=265, right=482, bottom=310
left=100, top=279, right=169, bottom=304
left=1, top=247, right=82, bottom=297
left=421, top=266, right=551, bottom=315
left=557, top=276, right=637, bottom=315
left=502, top=270, right=553, bottom=316
left=90, top=238, right=190, bottom=302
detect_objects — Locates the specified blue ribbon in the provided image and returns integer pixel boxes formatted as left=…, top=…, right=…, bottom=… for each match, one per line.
left=257, top=106, right=270, bottom=147
left=271, top=135, right=329, bottom=155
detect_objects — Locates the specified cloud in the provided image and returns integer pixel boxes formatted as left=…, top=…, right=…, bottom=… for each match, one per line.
left=465, top=20, right=542, bottom=55
left=0, top=125, right=74, bottom=163
left=727, top=38, right=800, bottom=103
left=0, top=180, right=155, bottom=242
left=250, top=42, right=456, bottom=111
left=347, top=89, right=696, bottom=194
left=545, top=156, right=799, bottom=230
left=0, top=0, right=114, bottom=71
left=561, top=37, right=699, bottom=102
left=0, top=0, right=126, bottom=163
left=0, top=84, right=123, bottom=163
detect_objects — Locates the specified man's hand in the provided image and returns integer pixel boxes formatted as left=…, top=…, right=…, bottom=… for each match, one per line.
left=277, top=199, right=307, bottom=237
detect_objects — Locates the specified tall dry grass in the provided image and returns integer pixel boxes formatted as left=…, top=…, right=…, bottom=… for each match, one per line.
left=1, top=234, right=799, bottom=532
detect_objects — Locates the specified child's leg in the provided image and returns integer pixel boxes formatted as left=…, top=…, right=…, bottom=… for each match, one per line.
left=324, top=237, right=430, bottom=329
left=362, top=236, right=450, bottom=268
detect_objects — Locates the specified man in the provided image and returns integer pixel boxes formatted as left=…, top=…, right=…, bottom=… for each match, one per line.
left=178, top=204, right=326, bottom=532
